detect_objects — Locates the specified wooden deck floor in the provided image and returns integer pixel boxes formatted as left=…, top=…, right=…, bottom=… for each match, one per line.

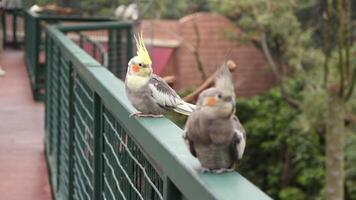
left=0, top=50, right=52, bottom=200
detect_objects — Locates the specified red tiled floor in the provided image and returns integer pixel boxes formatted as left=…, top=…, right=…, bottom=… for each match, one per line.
left=0, top=50, right=52, bottom=200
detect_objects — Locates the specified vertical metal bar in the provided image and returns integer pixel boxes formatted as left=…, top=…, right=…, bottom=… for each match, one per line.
left=44, top=33, right=50, bottom=139
left=101, top=51, right=105, bottom=66
left=79, top=33, right=84, bottom=48
left=55, top=50, right=62, bottom=194
left=108, top=29, right=114, bottom=72
left=92, top=44, right=97, bottom=61
left=13, top=13, right=18, bottom=48
left=45, top=35, right=53, bottom=158
left=1, top=11, right=6, bottom=47
left=163, top=177, right=181, bottom=200
left=116, top=29, right=122, bottom=77
left=67, top=62, right=75, bottom=200
left=93, top=93, right=103, bottom=200
left=125, top=27, right=132, bottom=79
left=34, top=18, right=40, bottom=100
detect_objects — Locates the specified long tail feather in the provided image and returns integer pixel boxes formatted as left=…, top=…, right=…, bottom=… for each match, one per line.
left=173, top=102, right=195, bottom=116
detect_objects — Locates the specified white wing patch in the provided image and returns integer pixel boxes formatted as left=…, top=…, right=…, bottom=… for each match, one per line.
left=149, top=83, right=179, bottom=107
left=148, top=76, right=195, bottom=115
left=235, top=129, right=246, bottom=159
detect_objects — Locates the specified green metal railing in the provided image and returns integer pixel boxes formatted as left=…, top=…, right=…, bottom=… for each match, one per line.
left=45, top=23, right=271, bottom=200
left=77, top=33, right=108, bottom=67
left=24, top=10, right=110, bottom=101
left=1, top=8, right=24, bottom=48
left=59, top=22, right=133, bottom=79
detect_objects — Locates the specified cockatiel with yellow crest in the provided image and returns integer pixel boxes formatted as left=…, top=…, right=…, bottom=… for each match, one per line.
left=125, top=33, right=195, bottom=117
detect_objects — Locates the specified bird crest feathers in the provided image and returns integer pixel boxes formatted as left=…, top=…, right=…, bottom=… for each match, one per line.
left=134, top=32, right=152, bottom=65
left=215, top=62, right=235, bottom=97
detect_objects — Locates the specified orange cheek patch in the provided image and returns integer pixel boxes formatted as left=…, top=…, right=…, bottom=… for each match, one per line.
left=205, top=97, right=217, bottom=107
left=132, top=65, right=140, bottom=73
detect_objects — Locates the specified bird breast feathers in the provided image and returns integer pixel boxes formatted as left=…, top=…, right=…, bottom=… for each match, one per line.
left=126, top=75, right=150, bottom=91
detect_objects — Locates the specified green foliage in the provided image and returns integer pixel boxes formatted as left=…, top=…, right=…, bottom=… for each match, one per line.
left=34, top=0, right=55, bottom=6
left=211, top=0, right=318, bottom=74
left=141, top=0, right=211, bottom=19
left=32, top=0, right=213, bottom=18
left=211, top=1, right=356, bottom=198
left=345, top=129, right=356, bottom=200
left=237, top=89, right=325, bottom=199
left=279, top=187, right=305, bottom=200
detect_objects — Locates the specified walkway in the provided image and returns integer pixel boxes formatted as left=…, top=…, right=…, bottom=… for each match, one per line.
left=0, top=50, right=52, bottom=200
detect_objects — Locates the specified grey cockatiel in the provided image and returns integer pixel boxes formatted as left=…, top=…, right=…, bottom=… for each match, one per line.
left=125, top=33, right=195, bottom=117
left=183, top=63, right=246, bottom=173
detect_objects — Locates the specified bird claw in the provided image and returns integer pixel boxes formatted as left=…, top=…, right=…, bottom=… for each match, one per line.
left=200, top=167, right=212, bottom=173
left=212, top=168, right=234, bottom=174
left=200, top=167, right=234, bottom=174
left=130, top=112, right=164, bottom=118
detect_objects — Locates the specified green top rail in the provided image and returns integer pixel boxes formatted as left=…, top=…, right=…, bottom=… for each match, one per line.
left=28, top=10, right=111, bottom=22
left=24, top=9, right=113, bottom=101
left=57, top=21, right=131, bottom=32
left=46, top=24, right=271, bottom=200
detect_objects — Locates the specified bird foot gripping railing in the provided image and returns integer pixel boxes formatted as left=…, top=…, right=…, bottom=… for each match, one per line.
left=45, top=22, right=271, bottom=200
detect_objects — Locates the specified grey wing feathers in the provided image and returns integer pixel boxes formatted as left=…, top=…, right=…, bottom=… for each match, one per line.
left=183, top=113, right=199, bottom=157
left=149, top=74, right=180, bottom=108
left=233, top=116, right=246, bottom=139
left=148, top=74, right=195, bottom=115
left=183, top=131, right=197, bottom=157
left=232, top=116, right=246, bottom=160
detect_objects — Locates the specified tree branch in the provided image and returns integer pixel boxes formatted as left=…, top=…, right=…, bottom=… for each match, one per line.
left=162, top=18, right=207, bottom=80
left=192, top=15, right=207, bottom=80
left=345, top=112, right=356, bottom=125
left=337, top=0, right=345, bottom=97
left=183, top=60, right=237, bottom=102
left=260, top=33, right=301, bottom=110
left=344, top=68, right=356, bottom=101
left=323, top=55, right=330, bottom=88
left=162, top=76, right=176, bottom=85
left=323, top=1, right=332, bottom=88
left=344, top=0, right=351, bottom=81
left=260, top=33, right=282, bottom=82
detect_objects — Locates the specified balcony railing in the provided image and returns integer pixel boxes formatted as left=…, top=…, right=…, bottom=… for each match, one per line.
left=1, top=8, right=24, bottom=48
left=24, top=10, right=111, bottom=100
left=44, top=22, right=271, bottom=200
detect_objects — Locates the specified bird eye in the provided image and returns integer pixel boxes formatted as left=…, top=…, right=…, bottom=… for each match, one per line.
left=138, top=63, right=142, bottom=67
left=217, top=94, right=223, bottom=99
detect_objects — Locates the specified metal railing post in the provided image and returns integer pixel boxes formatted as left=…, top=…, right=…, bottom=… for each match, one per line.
left=55, top=49, right=62, bottom=193
left=93, top=93, right=103, bottom=200
left=116, top=29, right=122, bottom=76
left=125, top=27, right=132, bottom=79
left=1, top=12, right=6, bottom=47
left=92, top=45, right=97, bottom=61
left=67, top=63, right=75, bottom=200
left=44, top=33, right=51, bottom=150
left=12, top=12, right=17, bottom=48
left=163, top=177, right=181, bottom=200
left=108, top=29, right=114, bottom=73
